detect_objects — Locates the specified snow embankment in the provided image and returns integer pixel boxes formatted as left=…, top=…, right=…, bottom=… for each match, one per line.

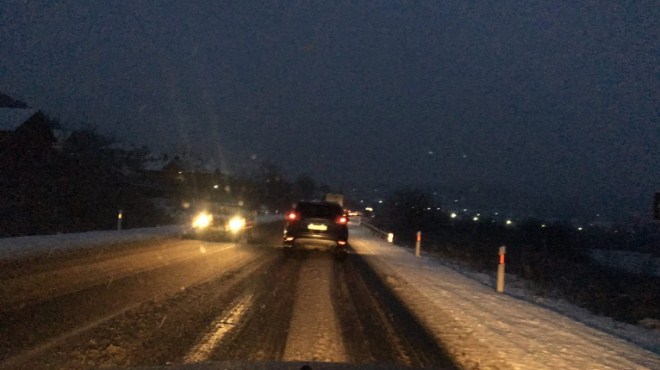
left=0, top=215, right=283, bottom=261
left=349, top=226, right=660, bottom=370
left=0, top=226, right=183, bottom=260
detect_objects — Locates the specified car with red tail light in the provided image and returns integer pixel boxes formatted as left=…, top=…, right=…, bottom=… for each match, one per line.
left=283, top=201, right=349, bottom=255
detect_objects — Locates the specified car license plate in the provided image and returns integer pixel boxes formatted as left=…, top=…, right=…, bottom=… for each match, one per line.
left=307, top=223, right=328, bottom=231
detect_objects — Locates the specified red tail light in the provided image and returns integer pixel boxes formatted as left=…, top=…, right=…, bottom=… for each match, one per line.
left=336, top=216, right=348, bottom=225
left=286, top=212, right=298, bottom=221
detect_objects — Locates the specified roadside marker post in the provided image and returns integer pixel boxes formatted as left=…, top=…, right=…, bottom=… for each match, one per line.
left=415, top=231, right=421, bottom=257
left=117, top=210, right=123, bottom=231
left=387, top=233, right=394, bottom=243
left=497, top=246, right=506, bottom=292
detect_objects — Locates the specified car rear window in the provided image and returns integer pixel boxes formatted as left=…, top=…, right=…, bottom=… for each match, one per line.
left=297, top=203, right=342, bottom=219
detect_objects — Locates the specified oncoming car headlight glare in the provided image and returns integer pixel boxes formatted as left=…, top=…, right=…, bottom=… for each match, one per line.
left=192, top=212, right=212, bottom=229
left=228, top=216, right=246, bottom=233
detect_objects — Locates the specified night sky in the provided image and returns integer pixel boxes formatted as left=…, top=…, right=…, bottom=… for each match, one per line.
left=1, top=1, right=658, bottom=220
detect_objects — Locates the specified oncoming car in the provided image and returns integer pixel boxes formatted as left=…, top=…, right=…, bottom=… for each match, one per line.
left=283, top=201, right=349, bottom=255
left=184, top=202, right=254, bottom=242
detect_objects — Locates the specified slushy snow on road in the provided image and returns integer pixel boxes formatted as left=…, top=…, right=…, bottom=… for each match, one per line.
left=2, top=220, right=658, bottom=369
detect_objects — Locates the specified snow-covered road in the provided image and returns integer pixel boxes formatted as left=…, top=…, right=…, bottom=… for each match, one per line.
left=2, top=220, right=658, bottom=369
left=350, top=226, right=660, bottom=369
left=1, top=222, right=455, bottom=369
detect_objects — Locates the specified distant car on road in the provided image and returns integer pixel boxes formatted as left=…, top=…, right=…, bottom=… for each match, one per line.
left=283, top=201, right=349, bottom=255
left=184, top=202, right=254, bottom=242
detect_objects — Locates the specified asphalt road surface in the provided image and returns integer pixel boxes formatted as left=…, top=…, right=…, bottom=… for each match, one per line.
left=0, top=223, right=457, bottom=369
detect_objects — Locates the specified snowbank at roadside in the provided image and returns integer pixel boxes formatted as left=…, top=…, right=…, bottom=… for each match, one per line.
left=0, top=215, right=283, bottom=261
left=0, top=226, right=183, bottom=260
left=349, top=225, right=660, bottom=370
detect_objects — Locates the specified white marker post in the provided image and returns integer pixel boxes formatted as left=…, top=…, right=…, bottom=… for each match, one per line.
left=497, top=246, right=506, bottom=292
left=415, top=231, right=421, bottom=257
left=387, top=233, right=394, bottom=243
left=117, top=210, right=123, bottom=231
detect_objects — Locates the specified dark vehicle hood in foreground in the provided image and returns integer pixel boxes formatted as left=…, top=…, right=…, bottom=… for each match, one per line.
left=130, top=360, right=445, bottom=370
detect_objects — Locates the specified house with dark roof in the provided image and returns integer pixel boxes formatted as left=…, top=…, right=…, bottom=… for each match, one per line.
left=0, top=107, right=39, bottom=141
left=0, top=108, right=70, bottom=149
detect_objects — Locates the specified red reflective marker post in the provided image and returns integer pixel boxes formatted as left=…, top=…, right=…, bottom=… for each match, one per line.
left=415, top=231, right=421, bottom=257
left=497, top=246, right=506, bottom=292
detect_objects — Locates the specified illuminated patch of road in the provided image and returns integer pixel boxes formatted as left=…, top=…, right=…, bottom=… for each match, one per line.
left=183, top=292, right=255, bottom=363
left=2, top=241, right=237, bottom=308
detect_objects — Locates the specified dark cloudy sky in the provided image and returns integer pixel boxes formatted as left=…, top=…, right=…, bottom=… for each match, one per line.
left=1, top=1, right=658, bottom=220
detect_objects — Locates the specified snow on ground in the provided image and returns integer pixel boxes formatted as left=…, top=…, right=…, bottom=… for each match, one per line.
left=0, top=215, right=283, bottom=261
left=0, top=226, right=183, bottom=260
left=350, top=225, right=660, bottom=370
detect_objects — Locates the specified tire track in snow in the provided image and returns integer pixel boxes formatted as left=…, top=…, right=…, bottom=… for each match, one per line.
left=283, top=253, right=347, bottom=362
left=183, top=292, right=256, bottom=363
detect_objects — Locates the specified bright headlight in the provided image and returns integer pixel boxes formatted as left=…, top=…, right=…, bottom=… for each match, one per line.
left=228, top=216, right=246, bottom=233
left=192, top=212, right=212, bottom=229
